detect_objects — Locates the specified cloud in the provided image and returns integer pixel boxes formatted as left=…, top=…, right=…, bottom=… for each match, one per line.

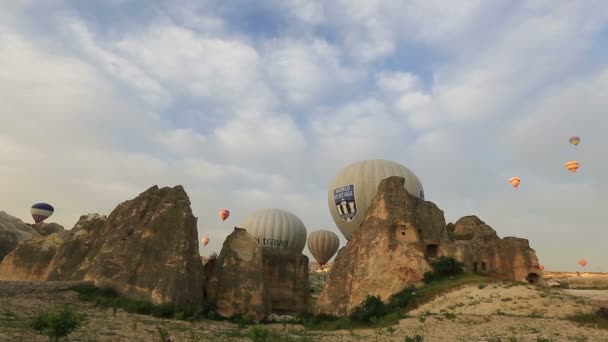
left=1, top=1, right=607, bottom=271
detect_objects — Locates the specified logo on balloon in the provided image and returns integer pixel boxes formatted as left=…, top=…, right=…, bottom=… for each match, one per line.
left=334, top=184, right=357, bottom=222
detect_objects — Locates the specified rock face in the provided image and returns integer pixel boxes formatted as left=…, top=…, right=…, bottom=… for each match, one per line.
left=440, top=216, right=542, bottom=283
left=207, top=228, right=270, bottom=322
left=316, top=177, right=434, bottom=316
left=262, top=251, right=309, bottom=314
left=316, top=176, right=543, bottom=316
left=0, top=211, right=39, bottom=261
left=46, top=214, right=107, bottom=281
left=31, top=222, right=67, bottom=239
left=63, top=185, right=205, bottom=308
left=0, top=233, right=63, bottom=281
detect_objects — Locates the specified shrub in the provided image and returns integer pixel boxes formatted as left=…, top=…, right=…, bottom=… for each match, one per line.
left=248, top=324, right=271, bottom=342
left=389, top=285, right=417, bottom=308
left=432, top=257, right=464, bottom=277
left=423, top=271, right=436, bottom=284
left=30, top=306, right=85, bottom=342
left=405, top=335, right=424, bottom=342
left=349, top=295, right=387, bottom=323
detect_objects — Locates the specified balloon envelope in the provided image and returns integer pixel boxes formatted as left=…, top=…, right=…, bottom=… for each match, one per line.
left=208, top=252, right=218, bottom=259
left=508, top=177, right=521, bottom=188
left=307, top=230, right=340, bottom=266
left=201, top=236, right=209, bottom=246
left=569, top=136, right=581, bottom=146
left=219, top=209, right=230, bottom=221
left=328, top=159, right=424, bottom=240
left=564, top=160, right=579, bottom=173
left=578, top=259, right=587, bottom=267
left=539, top=265, right=544, bottom=271
left=242, top=208, right=307, bottom=255
left=31, top=203, right=54, bottom=223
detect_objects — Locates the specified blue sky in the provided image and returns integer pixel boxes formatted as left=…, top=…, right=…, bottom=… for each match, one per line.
left=1, top=0, right=607, bottom=272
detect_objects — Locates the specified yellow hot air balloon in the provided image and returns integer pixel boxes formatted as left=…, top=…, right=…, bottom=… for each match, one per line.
left=569, top=136, right=580, bottom=146
left=564, top=160, right=579, bottom=173
left=508, top=177, right=521, bottom=188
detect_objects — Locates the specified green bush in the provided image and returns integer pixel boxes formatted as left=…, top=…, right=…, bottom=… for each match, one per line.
left=389, top=285, right=417, bottom=308
left=433, top=257, right=464, bottom=277
left=405, top=335, right=424, bottom=342
left=30, top=306, right=85, bottom=342
left=248, top=324, right=271, bottom=342
left=349, top=295, right=387, bottom=323
left=423, top=271, right=436, bottom=284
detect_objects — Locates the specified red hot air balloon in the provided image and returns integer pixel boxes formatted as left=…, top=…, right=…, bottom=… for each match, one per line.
left=201, top=236, right=209, bottom=247
left=539, top=265, right=545, bottom=271
left=578, top=259, right=587, bottom=267
left=219, top=209, right=230, bottom=221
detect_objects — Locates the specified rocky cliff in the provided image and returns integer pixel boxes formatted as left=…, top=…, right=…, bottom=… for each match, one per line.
left=316, top=176, right=543, bottom=316
left=0, top=211, right=39, bottom=261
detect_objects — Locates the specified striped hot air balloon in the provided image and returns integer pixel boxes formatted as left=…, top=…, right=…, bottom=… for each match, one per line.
left=564, top=160, right=580, bottom=173
left=31, top=203, right=54, bottom=223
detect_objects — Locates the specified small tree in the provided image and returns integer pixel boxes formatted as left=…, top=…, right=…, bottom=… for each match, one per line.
left=349, top=295, right=387, bottom=322
left=31, top=306, right=85, bottom=342
left=432, top=256, right=464, bottom=277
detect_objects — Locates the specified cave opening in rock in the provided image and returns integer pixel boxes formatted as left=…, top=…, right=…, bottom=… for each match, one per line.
left=525, top=273, right=540, bottom=284
left=481, top=262, right=487, bottom=271
left=473, top=262, right=478, bottom=272
left=426, top=244, right=438, bottom=258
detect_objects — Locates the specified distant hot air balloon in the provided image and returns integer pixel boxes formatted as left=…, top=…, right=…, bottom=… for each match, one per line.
left=569, top=136, right=581, bottom=146
left=219, top=209, right=230, bottom=221
left=208, top=252, right=218, bottom=260
left=201, top=236, right=209, bottom=247
left=508, top=177, right=521, bottom=188
left=564, top=160, right=580, bottom=173
left=539, top=265, right=545, bottom=271
left=31, top=203, right=54, bottom=223
left=578, top=259, right=587, bottom=267
left=307, top=230, right=340, bottom=268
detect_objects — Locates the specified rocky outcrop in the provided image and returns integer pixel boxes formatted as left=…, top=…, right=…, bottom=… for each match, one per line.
left=262, top=251, right=309, bottom=314
left=31, top=222, right=67, bottom=239
left=46, top=214, right=107, bottom=281
left=0, top=211, right=39, bottom=261
left=0, top=233, right=63, bottom=281
left=61, top=185, right=206, bottom=308
left=316, top=177, right=433, bottom=316
left=316, top=176, right=543, bottom=316
left=207, top=228, right=270, bottom=322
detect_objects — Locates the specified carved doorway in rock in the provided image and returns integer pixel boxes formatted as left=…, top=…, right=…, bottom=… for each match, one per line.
left=525, top=273, right=540, bottom=284
left=426, top=244, right=438, bottom=258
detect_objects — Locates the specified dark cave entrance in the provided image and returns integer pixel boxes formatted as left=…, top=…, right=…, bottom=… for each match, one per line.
left=473, top=262, right=478, bottom=272
left=481, top=262, right=487, bottom=271
left=526, top=273, right=540, bottom=284
left=426, top=244, right=439, bottom=258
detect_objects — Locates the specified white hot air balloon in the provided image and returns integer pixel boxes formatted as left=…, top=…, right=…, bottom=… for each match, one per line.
left=307, top=230, right=340, bottom=268
left=328, top=159, right=424, bottom=240
left=241, top=208, right=307, bottom=255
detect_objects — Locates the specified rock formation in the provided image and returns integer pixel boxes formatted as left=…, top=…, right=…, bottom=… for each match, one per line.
left=316, top=176, right=434, bottom=316
left=262, top=251, right=309, bottom=314
left=316, top=176, right=543, bottom=316
left=0, top=233, right=63, bottom=281
left=206, top=227, right=270, bottom=322
left=31, top=222, right=67, bottom=239
left=0, top=185, right=206, bottom=310
left=0, top=211, right=39, bottom=261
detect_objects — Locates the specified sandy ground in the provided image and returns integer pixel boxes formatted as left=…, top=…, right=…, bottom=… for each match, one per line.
left=1, top=282, right=607, bottom=341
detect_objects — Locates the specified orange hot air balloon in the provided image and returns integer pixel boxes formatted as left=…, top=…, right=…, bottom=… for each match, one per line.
left=219, top=209, right=230, bottom=221
left=508, top=177, right=521, bottom=188
left=578, top=259, right=587, bottom=267
left=201, top=236, right=209, bottom=247
left=539, top=265, right=544, bottom=271
left=569, top=136, right=580, bottom=146
left=564, top=160, right=579, bottom=173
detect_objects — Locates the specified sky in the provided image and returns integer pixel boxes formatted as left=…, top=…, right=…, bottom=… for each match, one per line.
left=1, top=0, right=607, bottom=272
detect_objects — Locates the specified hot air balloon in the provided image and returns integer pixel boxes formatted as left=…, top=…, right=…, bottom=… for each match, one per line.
left=508, top=177, right=521, bottom=188
left=219, top=209, right=230, bottom=221
left=201, top=236, right=209, bottom=247
left=307, top=230, right=340, bottom=268
left=208, top=252, right=218, bottom=260
left=328, top=159, right=424, bottom=240
left=242, top=208, right=307, bottom=255
left=31, top=203, right=54, bottom=223
left=564, top=160, right=579, bottom=173
left=578, top=259, right=587, bottom=267
left=539, top=265, right=545, bottom=271
left=569, top=136, right=581, bottom=146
